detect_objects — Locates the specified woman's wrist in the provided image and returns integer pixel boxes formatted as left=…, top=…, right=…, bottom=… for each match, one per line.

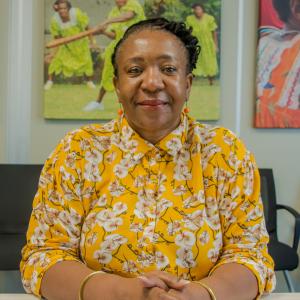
left=182, top=281, right=214, bottom=300
left=81, top=273, right=144, bottom=300
left=192, top=281, right=216, bottom=300
left=79, top=271, right=107, bottom=300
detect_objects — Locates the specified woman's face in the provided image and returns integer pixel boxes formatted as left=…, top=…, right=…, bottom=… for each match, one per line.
left=115, top=0, right=127, bottom=8
left=113, top=29, right=193, bottom=140
left=193, top=6, right=204, bottom=18
left=290, top=0, right=300, bottom=29
left=57, top=3, right=70, bottom=20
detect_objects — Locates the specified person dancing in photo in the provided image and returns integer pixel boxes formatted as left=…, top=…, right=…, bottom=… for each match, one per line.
left=186, top=3, right=218, bottom=85
left=45, top=0, right=95, bottom=90
left=83, top=0, right=145, bottom=111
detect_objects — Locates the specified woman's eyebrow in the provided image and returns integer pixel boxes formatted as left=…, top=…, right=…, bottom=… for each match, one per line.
left=125, top=56, right=145, bottom=64
left=125, top=54, right=177, bottom=64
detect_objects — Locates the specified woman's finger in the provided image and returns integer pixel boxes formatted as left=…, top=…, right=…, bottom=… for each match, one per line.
left=138, top=275, right=169, bottom=290
left=162, top=277, right=190, bottom=290
left=144, top=271, right=190, bottom=290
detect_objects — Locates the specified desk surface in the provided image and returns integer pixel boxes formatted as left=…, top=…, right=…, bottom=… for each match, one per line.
left=1, top=294, right=300, bottom=299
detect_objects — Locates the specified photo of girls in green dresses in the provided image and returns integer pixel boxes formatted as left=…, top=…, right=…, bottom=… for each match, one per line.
left=44, top=0, right=221, bottom=120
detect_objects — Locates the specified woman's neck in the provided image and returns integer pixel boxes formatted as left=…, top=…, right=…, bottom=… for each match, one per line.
left=61, top=16, right=70, bottom=23
left=125, top=117, right=182, bottom=145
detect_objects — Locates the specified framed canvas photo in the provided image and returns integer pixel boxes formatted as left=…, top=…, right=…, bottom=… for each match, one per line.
left=255, top=0, right=300, bottom=128
left=44, top=0, right=221, bottom=120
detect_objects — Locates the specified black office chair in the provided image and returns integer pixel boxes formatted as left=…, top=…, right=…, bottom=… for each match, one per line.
left=0, top=164, right=43, bottom=270
left=259, top=168, right=300, bottom=292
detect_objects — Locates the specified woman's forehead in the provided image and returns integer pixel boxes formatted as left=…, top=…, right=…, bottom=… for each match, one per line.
left=58, top=3, right=68, bottom=9
left=117, top=29, right=187, bottom=61
left=125, top=28, right=180, bottom=43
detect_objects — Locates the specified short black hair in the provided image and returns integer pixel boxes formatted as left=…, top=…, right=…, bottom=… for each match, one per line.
left=192, top=2, right=205, bottom=11
left=55, top=0, right=72, bottom=10
left=272, top=0, right=291, bottom=22
left=111, top=18, right=200, bottom=76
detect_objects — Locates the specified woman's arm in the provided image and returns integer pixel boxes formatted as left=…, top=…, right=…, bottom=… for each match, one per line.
left=139, top=264, right=257, bottom=300
left=20, top=131, right=150, bottom=300
left=105, top=11, right=135, bottom=25
left=181, top=263, right=257, bottom=300
left=41, top=261, right=145, bottom=300
left=102, top=30, right=116, bottom=40
left=213, top=31, right=218, bottom=52
left=41, top=261, right=94, bottom=299
left=94, top=11, right=135, bottom=36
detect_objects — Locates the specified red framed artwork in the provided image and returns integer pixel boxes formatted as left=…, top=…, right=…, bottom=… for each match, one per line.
left=255, top=0, right=300, bottom=128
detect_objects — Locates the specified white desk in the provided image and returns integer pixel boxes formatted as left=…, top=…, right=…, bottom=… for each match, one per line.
left=263, top=294, right=300, bottom=299
left=0, top=296, right=38, bottom=299
left=0, top=294, right=299, bottom=299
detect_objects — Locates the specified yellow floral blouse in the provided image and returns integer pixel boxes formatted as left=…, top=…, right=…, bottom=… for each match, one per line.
left=20, top=114, right=275, bottom=297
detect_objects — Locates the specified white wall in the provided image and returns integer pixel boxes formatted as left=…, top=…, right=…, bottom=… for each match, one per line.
left=0, top=1, right=9, bottom=163
left=0, top=0, right=299, bottom=291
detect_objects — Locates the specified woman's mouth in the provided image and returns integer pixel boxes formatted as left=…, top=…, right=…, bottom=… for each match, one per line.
left=138, top=100, right=168, bottom=107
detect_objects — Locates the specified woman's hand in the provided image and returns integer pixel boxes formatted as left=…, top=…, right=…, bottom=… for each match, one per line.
left=155, top=283, right=212, bottom=300
left=146, top=287, right=174, bottom=300
left=138, top=270, right=189, bottom=291
left=138, top=271, right=211, bottom=300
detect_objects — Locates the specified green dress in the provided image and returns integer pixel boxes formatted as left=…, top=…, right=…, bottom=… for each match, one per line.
left=186, top=13, right=218, bottom=77
left=49, top=8, right=93, bottom=78
left=101, top=0, right=145, bottom=92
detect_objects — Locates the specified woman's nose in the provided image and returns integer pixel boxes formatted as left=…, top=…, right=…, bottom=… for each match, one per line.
left=141, top=67, right=164, bottom=93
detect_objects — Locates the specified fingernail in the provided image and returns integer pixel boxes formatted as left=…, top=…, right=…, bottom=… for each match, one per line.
left=138, top=275, right=150, bottom=282
left=179, top=279, right=190, bottom=285
left=138, top=275, right=152, bottom=284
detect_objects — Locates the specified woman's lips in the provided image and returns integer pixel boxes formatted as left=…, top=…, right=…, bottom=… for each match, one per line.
left=138, top=100, right=168, bottom=106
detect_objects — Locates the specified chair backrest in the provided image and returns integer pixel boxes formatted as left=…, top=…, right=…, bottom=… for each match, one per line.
left=0, top=164, right=43, bottom=270
left=259, top=168, right=278, bottom=239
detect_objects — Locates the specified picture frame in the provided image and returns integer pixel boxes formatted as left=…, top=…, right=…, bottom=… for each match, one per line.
left=44, top=0, right=221, bottom=121
left=255, top=0, right=300, bottom=128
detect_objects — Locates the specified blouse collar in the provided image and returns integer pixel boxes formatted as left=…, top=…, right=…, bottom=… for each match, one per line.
left=117, top=112, right=195, bottom=158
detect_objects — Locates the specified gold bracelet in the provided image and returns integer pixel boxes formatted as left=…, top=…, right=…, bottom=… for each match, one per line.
left=193, top=281, right=217, bottom=300
left=78, top=271, right=105, bottom=300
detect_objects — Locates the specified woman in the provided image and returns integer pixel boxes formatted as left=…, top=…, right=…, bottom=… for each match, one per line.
left=44, top=0, right=95, bottom=90
left=21, top=18, right=275, bottom=299
left=186, top=3, right=218, bottom=85
left=83, top=0, right=145, bottom=111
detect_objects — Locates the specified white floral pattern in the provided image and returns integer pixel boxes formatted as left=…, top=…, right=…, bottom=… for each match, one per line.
left=21, top=114, right=275, bottom=297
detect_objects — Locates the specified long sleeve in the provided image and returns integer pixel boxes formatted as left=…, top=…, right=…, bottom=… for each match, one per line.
left=208, top=129, right=276, bottom=297
left=20, top=131, right=86, bottom=296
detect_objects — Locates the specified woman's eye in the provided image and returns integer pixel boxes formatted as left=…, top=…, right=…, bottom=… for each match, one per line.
left=162, top=66, right=177, bottom=74
left=127, top=66, right=142, bottom=75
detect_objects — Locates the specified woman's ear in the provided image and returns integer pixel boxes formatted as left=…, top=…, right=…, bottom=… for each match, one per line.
left=113, top=76, right=120, bottom=97
left=185, top=73, right=193, bottom=100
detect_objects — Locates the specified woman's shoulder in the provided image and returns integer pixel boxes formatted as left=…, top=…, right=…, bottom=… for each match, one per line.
left=186, top=15, right=196, bottom=22
left=192, top=122, right=248, bottom=154
left=193, top=121, right=235, bottom=138
left=204, top=13, right=215, bottom=20
left=59, top=119, right=118, bottom=146
left=192, top=122, right=253, bottom=171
